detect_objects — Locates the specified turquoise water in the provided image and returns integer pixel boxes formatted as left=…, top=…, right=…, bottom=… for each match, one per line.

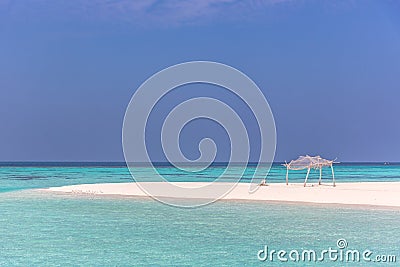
left=1, top=163, right=400, bottom=266
left=1, top=163, right=400, bottom=193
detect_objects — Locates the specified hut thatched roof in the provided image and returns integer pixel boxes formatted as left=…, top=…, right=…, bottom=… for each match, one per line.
left=283, top=155, right=335, bottom=170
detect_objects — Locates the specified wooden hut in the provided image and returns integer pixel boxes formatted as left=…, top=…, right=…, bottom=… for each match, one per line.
left=283, top=155, right=338, bottom=187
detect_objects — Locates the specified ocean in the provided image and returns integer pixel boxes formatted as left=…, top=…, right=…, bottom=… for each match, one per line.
left=1, top=163, right=400, bottom=266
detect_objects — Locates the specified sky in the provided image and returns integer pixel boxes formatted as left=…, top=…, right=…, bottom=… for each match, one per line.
left=1, top=0, right=400, bottom=162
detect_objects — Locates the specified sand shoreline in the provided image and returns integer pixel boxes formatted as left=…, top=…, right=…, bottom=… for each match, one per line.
left=40, top=182, right=400, bottom=208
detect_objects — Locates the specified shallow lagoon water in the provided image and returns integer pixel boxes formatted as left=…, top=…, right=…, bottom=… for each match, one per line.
left=1, top=164, right=400, bottom=266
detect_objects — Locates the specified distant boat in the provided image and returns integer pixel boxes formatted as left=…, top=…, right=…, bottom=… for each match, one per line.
left=384, top=162, right=390, bottom=165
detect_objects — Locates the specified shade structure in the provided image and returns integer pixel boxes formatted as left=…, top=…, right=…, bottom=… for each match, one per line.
left=283, top=155, right=338, bottom=187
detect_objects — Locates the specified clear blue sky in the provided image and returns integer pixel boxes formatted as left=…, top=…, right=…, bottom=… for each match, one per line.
left=1, top=0, right=399, bottom=162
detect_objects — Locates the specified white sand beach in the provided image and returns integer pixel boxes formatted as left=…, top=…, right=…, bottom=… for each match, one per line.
left=41, top=182, right=400, bottom=208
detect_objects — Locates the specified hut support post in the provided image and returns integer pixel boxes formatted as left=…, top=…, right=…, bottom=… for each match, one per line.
left=303, top=167, right=311, bottom=187
left=318, top=168, right=322, bottom=185
left=286, top=167, right=289, bottom=185
left=331, top=164, right=336, bottom=187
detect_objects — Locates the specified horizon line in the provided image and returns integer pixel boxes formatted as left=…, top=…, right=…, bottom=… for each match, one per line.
left=0, top=161, right=398, bottom=166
